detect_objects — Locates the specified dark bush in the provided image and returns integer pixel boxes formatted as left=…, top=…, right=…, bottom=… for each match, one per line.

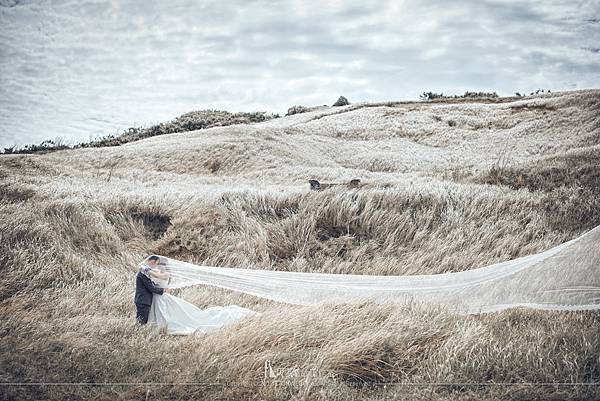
left=285, top=105, right=311, bottom=116
left=420, top=91, right=499, bottom=101
left=332, top=96, right=350, bottom=106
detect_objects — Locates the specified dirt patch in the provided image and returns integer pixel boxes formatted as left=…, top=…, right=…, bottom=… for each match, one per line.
left=317, top=224, right=356, bottom=241
left=105, top=206, right=172, bottom=241
left=129, top=210, right=172, bottom=240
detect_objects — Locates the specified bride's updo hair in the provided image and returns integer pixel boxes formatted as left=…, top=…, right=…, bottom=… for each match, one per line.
left=148, top=255, right=160, bottom=262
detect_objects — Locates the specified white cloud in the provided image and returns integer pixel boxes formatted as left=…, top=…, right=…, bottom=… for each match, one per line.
left=0, top=0, right=598, bottom=148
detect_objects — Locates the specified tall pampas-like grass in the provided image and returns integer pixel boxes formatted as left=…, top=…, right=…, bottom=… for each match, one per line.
left=1, top=90, right=599, bottom=400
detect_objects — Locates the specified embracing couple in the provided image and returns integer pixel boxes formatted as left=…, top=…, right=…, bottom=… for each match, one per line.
left=134, top=255, right=172, bottom=325
left=134, top=255, right=256, bottom=335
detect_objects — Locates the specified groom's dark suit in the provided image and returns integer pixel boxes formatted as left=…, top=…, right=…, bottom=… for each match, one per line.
left=134, top=271, right=164, bottom=324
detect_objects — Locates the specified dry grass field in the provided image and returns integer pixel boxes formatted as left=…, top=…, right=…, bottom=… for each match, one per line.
left=1, top=89, right=599, bottom=400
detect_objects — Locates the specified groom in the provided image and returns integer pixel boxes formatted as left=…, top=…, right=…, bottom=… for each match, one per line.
left=134, top=255, right=171, bottom=325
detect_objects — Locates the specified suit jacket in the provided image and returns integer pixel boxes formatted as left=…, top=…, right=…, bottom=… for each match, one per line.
left=134, top=271, right=164, bottom=305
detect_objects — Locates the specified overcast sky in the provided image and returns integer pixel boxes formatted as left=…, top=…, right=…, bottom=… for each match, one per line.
left=1, top=0, right=599, bottom=148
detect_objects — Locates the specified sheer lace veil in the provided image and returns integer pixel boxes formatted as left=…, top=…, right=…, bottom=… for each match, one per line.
left=142, top=225, right=600, bottom=314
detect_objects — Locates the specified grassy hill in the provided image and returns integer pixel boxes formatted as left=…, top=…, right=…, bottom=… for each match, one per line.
left=1, top=90, right=599, bottom=400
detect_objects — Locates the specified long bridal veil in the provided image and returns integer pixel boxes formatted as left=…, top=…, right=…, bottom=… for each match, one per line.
left=151, top=225, right=600, bottom=314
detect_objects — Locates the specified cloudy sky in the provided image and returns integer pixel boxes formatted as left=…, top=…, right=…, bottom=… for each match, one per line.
left=1, top=0, right=599, bottom=148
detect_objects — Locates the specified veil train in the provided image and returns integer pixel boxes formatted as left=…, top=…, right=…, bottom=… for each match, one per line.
left=150, top=225, right=600, bottom=315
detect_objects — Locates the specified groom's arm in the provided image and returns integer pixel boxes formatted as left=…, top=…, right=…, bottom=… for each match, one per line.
left=140, top=274, right=165, bottom=295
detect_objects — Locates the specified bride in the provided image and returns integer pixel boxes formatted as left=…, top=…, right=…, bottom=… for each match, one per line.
left=139, top=255, right=257, bottom=335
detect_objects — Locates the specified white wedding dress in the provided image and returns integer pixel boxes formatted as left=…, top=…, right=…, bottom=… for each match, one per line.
left=147, top=276, right=257, bottom=335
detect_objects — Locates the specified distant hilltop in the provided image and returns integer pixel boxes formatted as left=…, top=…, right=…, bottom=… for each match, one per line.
left=1, top=89, right=594, bottom=155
